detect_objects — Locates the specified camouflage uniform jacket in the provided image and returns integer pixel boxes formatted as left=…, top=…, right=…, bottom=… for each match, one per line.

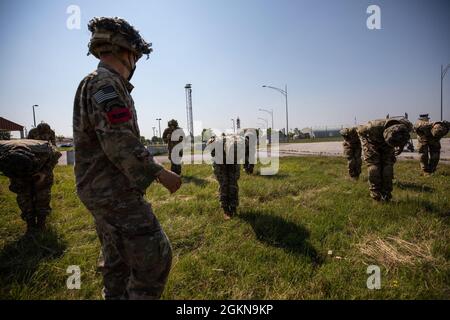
left=414, top=119, right=434, bottom=144
left=28, top=128, right=57, bottom=146
left=162, top=127, right=185, bottom=154
left=414, top=119, right=449, bottom=143
left=340, top=127, right=361, bottom=146
left=0, top=139, right=61, bottom=177
left=207, top=134, right=245, bottom=164
left=357, top=118, right=412, bottom=148
left=73, top=62, right=163, bottom=203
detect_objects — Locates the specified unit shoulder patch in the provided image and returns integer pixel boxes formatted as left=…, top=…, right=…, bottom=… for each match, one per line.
left=106, top=107, right=132, bottom=124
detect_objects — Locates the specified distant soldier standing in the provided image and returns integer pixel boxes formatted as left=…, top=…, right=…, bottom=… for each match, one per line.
left=73, top=17, right=181, bottom=300
left=207, top=134, right=244, bottom=220
left=162, top=119, right=185, bottom=175
left=0, top=140, right=61, bottom=233
left=28, top=122, right=56, bottom=145
left=340, top=127, right=362, bottom=180
left=414, top=114, right=449, bottom=174
left=357, top=118, right=412, bottom=201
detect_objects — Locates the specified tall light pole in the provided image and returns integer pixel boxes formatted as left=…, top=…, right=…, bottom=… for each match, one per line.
left=441, top=64, right=450, bottom=121
left=262, top=85, right=289, bottom=140
left=152, top=126, right=156, bottom=138
left=32, top=104, right=39, bottom=127
left=259, top=108, right=274, bottom=129
left=258, top=117, right=268, bottom=129
left=156, top=118, right=162, bottom=141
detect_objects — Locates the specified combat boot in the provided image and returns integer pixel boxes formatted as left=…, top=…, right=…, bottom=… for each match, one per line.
left=223, top=211, right=232, bottom=220
left=25, top=218, right=37, bottom=235
left=36, top=215, right=47, bottom=231
left=370, top=192, right=382, bottom=201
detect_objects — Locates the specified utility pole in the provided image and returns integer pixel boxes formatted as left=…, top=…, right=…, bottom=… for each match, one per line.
left=185, top=84, right=194, bottom=160
left=156, top=118, right=162, bottom=142
left=259, top=108, right=274, bottom=129
left=441, top=64, right=450, bottom=121
left=32, top=104, right=38, bottom=127
left=262, top=84, right=289, bottom=141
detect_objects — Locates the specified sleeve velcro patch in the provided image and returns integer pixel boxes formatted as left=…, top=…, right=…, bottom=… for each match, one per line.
left=106, top=107, right=132, bottom=124
left=93, top=85, right=119, bottom=104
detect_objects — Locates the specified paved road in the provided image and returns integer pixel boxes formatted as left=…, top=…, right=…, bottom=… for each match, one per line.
left=59, top=138, right=450, bottom=165
left=276, top=138, right=450, bottom=162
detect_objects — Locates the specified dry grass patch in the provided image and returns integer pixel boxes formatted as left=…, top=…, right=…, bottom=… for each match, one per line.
left=357, top=235, right=435, bottom=270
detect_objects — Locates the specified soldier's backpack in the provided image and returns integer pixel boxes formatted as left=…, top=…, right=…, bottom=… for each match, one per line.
left=0, top=139, right=54, bottom=178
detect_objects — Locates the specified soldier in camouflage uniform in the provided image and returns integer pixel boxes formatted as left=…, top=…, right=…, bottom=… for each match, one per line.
left=340, top=127, right=362, bottom=180
left=73, top=17, right=181, bottom=300
left=0, top=139, right=61, bottom=233
left=162, top=119, right=185, bottom=175
left=414, top=114, right=449, bottom=174
left=207, top=134, right=244, bottom=220
left=357, top=118, right=412, bottom=201
left=27, top=122, right=56, bottom=146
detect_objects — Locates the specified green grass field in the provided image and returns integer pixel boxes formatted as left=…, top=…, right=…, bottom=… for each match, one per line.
left=0, top=157, right=449, bottom=299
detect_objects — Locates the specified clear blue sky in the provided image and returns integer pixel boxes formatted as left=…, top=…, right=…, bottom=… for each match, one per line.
left=0, top=0, right=449, bottom=138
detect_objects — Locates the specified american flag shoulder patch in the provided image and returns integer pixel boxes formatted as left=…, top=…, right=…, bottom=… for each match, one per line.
left=93, top=85, right=119, bottom=104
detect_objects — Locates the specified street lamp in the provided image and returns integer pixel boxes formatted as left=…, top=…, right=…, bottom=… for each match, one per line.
left=258, top=109, right=273, bottom=129
left=156, top=118, right=162, bottom=141
left=257, top=117, right=268, bottom=128
left=32, top=104, right=39, bottom=127
left=262, top=85, right=289, bottom=139
left=441, top=64, right=450, bottom=121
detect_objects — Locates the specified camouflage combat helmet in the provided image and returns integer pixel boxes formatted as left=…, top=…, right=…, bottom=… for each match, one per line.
left=37, top=122, right=51, bottom=132
left=383, top=124, right=410, bottom=147
left=168, top=119, right=178, bottom=127
left=431, top=122, right=449, bottom=138
left=340, top=127, right=358, bottom=138
left=0, top=149, right=37, bottom=178
left=88, top=17, right=152, bottom=61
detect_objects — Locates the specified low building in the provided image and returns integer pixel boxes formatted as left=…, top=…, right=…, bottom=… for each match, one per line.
left=0, top=117, right=24, bottom=138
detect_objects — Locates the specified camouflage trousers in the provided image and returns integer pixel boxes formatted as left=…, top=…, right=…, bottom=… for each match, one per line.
left=343, top=142, right=362, bottom=178
left=418, top=140, right=441, bottom=173
left=170, top=162, right=182, bottom=175
left=169, top=148, right=182, bottom=175
left=82, top=192, right=172, bottom=300
left=361, top=139, right=396, bottom=200
left=243, top=162, right=254, bottom=174
left=213, top=163, right=240, bottom=213
left=9, top=173, right=53, bottom=221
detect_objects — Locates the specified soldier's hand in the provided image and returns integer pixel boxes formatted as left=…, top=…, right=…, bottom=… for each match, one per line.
left=157, top=169, right=181, bottom=193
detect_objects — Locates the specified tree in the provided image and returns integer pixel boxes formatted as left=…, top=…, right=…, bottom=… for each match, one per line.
left=56, top=135, right=65, bottom=143
left=151, top=136, right=163, bottom=144
left=200, top=128, right=214, bottom=142
left=140, top=136, right=151, bottom=146
left=0, top=131, right=11, bottom=140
